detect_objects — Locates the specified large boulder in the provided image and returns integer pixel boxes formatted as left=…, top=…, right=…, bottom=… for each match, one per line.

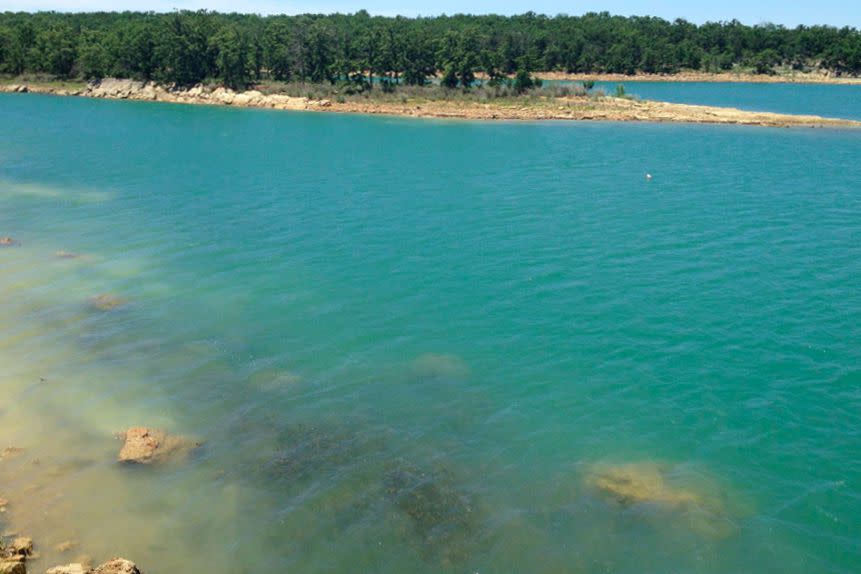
left=88, top=294, right=127, bottom=312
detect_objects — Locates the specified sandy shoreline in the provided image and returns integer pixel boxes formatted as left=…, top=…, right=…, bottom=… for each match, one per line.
left=536, top=71, right=861, bottom=85
left=2, top=78, right=860, bottom=128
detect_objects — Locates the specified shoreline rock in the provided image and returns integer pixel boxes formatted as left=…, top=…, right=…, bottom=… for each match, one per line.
left=1, top=535, right=33, bottom=574
left=48, top=558, right=140, bottom=574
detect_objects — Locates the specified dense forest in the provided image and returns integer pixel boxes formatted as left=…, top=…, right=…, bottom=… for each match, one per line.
left=1, top=11, right=860, bottom=89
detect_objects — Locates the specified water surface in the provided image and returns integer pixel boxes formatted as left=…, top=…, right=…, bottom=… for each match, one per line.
left=1, top=93, right=860, bottom=573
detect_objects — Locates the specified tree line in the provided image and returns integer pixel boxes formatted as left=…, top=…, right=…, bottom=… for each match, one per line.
left=1, top=10, right=859, bottom=89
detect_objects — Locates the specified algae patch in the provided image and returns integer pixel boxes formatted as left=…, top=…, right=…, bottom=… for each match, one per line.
left=383, top=461, right=478, bottom=565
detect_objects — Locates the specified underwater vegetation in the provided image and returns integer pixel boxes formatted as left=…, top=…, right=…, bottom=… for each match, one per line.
left=383, top=460, right=479, bottom=566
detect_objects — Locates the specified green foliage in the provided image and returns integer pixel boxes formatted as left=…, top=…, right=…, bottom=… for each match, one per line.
left=582, top=80, right=596, bottom=91
left=77, top=30, right=111, bottom=79
left=211, top=24, right=252, bottom=89
left=751, top=48, right=781, bottom=74
left=513, top=68, right=535, bottom=93
left=441, top=65, right=458, bottom=89
left=0, top=11, right=859, bottom=88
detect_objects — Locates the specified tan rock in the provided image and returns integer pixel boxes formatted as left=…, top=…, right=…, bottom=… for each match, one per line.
left=587, top=462, right=700, bottom=507
left=9, top=538, right=33, bottom=557
left=2, top=447, right=24, bottom=458
left=0, top=237, right=19, bottom=247
left=118, top=427, right=199, bottom=464
left=92, top=558, right=140, bottom=574
left=0, top=560, right=25, bottom=574
left=118, top=427, right=159, bottom=463
left=46, top=565, right=87, bottom=574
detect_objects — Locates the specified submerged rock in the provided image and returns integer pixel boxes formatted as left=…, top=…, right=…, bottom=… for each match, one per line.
left=0, top=237, right=19, bottom=247
left=53, top=541, right=77, bottom=553
left=88, top=294, right=127, bottom=312
left=1, top=448, right=25, bottom=460
left=409, top=353, right=470, bottom=379
left=118, top=427, right=200, bottom=465
left=586, top=462, right=700, bottom=507
left=55, top=251, right=81, bottom=260
left=248, top=369, right=303, bottom=391
left=383, top=461, right=477, bottom=564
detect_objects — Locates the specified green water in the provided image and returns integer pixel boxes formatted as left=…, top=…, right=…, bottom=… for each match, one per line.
left=1, top=93, right=860, bottom=573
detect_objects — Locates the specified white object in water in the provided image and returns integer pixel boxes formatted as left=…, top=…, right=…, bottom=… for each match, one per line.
left=645, top=173, right=653, bottom=180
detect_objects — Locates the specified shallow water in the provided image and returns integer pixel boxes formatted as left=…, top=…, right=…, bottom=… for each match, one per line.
left=550, top=80, right=861, bottom=120
left=1, top=93, right=861, bottom=573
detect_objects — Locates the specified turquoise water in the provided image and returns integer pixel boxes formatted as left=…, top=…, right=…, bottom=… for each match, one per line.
left=554, top=81, right=861, bottom=120
left=1, top=93, right=860, bottom=573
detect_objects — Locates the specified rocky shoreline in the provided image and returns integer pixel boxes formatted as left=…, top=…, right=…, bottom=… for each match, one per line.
left=0, top=425, right=193, bottom=574
left=2, top=78, right=860, bottom=128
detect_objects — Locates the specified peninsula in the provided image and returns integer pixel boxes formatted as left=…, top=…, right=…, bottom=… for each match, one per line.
left=2, top=79, right=859, bottom=128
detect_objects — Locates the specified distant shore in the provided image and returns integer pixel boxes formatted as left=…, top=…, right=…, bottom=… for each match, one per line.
left=2, top=78, right=860, bottom=129
left=536, top=71, right=861, bottom=85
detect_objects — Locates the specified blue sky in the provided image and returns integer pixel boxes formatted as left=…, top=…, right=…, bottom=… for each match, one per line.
left=4, top=0, right=859, bottom=28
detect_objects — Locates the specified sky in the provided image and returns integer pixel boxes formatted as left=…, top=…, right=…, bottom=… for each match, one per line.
left=3, top=0, right=859, bottom=28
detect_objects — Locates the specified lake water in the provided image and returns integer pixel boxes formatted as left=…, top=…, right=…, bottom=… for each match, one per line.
left=1, top=92, right=860, bottom=574
left=553, top=81, right=861, bottom=121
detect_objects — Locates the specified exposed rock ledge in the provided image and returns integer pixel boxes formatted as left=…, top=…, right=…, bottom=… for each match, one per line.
left=2, top=78, right=324, bottom=111
left=2, top=78, right=860, bottom=128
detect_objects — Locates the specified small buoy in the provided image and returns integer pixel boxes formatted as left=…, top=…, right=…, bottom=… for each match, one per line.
left=645, top=173, right=653, bottom=181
